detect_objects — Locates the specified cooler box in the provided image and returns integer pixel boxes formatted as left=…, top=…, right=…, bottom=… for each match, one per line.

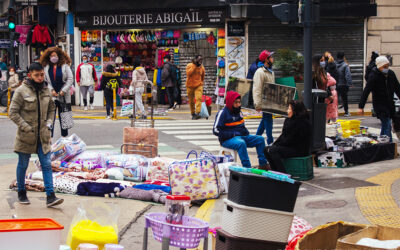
left=228, top=170, right=301, bottom=212
left=221, top=199, right=294, bottom=243
left=0, top=218, right=64, bottom=250
left=216, top=228, right=287, bottom=250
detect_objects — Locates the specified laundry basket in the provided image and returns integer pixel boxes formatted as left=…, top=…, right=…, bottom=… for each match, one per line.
left=143, top=212, right=209, bottom=249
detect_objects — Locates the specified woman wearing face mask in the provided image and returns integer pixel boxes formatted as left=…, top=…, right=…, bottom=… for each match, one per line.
left=40, top=47, right=73, bottom=138
left=359, top=56, right=400, bottom=142
left=8, top=67, right=20, bottom=100
left=264, top=100, right=312, bottom=173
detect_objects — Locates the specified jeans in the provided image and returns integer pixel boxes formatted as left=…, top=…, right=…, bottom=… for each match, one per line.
left=222, top=135, right=267, bottom=168
left=187, top=85, right=203, bottom=114
left=337, top=85, right=349, bottom=114
left=379, top=116, right=393, bottom=142
left=104, top=91, right=113, bottom=116
left=256, top=112, right=274, bottom=145
left=54, top=100, right=69, bottom=137
left=17, top=143, right=54, bottom=196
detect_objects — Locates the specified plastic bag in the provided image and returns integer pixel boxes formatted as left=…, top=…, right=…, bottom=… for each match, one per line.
left=146, top=157, right=176, bottom=183
left=51, top=134, right=87, bottom=162
left=120, top=99, right=133, bottom=117
left=71, top=150, right=119, bottom=170
left=199, top=102, right=209, bottom=118
left=67, top=200, right=120, bottom=250
left=103, top=154, right=149, bottom=181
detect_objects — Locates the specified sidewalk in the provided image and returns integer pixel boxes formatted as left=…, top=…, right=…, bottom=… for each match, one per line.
left=0, top=103, right=374, bottom=120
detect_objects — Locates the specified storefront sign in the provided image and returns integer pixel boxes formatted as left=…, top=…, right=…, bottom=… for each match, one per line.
left=0, top=18, right=9, bottom=31
left=0, top=39, right=11, bottom=49
left=15, top=25, right=31, bottom=44
left=75, top=8, right=226, bottom=28
left=227, top=21, right=245, bottom=36
left=16, top=0, right=37, bottom=6
left=227, top=36, right=245, bottom=78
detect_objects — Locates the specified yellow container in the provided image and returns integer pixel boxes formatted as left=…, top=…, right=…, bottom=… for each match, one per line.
left=67, top=220, right=118, bottom=250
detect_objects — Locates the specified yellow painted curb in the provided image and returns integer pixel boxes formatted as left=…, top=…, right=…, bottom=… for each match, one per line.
left=191, top=199, right=216, bottom=250
left=72, top=116, right=172, bottom=120
left=355, top=168, right=400, bottom=227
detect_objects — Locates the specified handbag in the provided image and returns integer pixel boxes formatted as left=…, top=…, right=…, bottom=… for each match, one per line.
left=60, top=96, right=74, bottom=130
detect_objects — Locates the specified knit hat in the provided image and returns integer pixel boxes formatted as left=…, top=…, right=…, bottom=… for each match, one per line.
left=259, top=50, right=274, bottom=62
left=375, top=56, right=390, bottom=69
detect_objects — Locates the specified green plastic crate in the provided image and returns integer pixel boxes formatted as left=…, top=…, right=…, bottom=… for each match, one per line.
left=283, top=156, right=313, bottom=181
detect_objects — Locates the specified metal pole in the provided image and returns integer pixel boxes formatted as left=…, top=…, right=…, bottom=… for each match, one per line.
left=303, top=0, right=313, bottom=109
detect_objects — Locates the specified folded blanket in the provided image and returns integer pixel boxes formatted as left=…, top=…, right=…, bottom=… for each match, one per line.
left=54, top=175, right=87, bottom=194
left=134, top=184, right=171, bottom=194
left=9, top=179, right=45, bottom=192
left=77, top=182, right=124, bottom=197
left=119, top=187, right=168, bottom=204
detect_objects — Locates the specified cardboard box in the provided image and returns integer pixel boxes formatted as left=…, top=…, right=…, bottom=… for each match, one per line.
left=337, top=226, right=400, bottom=250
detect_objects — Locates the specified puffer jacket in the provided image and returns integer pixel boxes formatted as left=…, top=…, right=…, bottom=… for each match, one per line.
left=8, top=74, right=20, bottom=92
left=131, top=67, right=148, bottom=88
left=252, top=66, right=275, bottom=110
left=9, top=79, right=55, bottom=154
left=44, top=64, right=74, bottom=103
left=213, top=91, right=249, bottom=144
left=359, top=68, right=400, bottom=119
left=101, top=72, right=122, bottom=94
left=336, top=60, right=352, bottom=87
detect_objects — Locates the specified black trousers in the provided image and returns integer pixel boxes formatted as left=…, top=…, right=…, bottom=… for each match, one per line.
left=53, top=100, right=69, bottom=137
left=166, top=86, right=175, bottom=108
left=264, top=146, right=299, bottom=173
left=104, top=91, right=113, bottom=116
left=337, top=85, right=349, bottom=114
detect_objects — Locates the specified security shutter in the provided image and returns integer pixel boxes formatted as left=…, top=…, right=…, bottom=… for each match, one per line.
left=248, top=19, right=364, bottom=103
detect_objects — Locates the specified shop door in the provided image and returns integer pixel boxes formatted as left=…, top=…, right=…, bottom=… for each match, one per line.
left=248, top=20, right=364, bottom=104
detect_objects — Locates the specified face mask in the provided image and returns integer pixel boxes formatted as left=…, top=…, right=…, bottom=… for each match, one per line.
left=163, top=59, right=167, bottom=63
left=9, top=71, right=14, bottom=75
left=232, top=106, right=241, bottom=114
left=50, top=56, right=59, bottom=64
left=83, top=60, right=88, bottom=63
left=381, top=68, right=389, bottom=74
left=320, top=61, right=326, bottom=68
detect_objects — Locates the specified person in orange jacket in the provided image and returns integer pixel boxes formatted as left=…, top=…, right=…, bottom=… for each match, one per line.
left=186, top=55, right=205, bottom=120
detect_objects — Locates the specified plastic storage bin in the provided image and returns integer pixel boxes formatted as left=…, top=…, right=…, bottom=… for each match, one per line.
left=228, top=170, right=301, bottom=212
left=283, top=156, right=314, bottom=181
left=221, top=199, right=294, bottom=242
left=216, top=228, right=287, bottom=250
left=0, top=218, right=64, bottom=250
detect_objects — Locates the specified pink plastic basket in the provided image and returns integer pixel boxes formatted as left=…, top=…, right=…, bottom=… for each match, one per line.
left=145, top=212, right=209, bottom=248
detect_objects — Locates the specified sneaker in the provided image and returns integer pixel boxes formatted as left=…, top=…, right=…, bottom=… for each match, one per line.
left=46, top=192, right=64, bottom=207
left=89, top=104, right=94, bottom=110
left=192, top=114, right=201, bottom=120
left=258, top=164, right=271, bottom=171
left=17, top=190, right=30, bottom=205
left=344, top=113, right=351, bottom=117
left=106, top=116, right=111, bottom=119
left=84, top=106, right=88, bottom=111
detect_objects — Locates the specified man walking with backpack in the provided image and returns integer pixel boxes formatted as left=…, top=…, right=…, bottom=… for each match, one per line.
left=336, top=52, right=352, bottom=117
left=161, top=55, right=178, bottom=110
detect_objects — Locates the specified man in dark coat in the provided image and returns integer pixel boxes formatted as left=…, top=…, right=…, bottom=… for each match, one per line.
left=359, top=56, right=400, bottom=142
left=336, top=52, right=353, bottom=116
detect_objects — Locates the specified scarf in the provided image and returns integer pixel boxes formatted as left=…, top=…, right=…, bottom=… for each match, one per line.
left=48, top=65, right=63, bottom=93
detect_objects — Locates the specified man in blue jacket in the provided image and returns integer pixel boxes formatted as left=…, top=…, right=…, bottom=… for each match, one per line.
left=213, top=91, right=267, bottom=168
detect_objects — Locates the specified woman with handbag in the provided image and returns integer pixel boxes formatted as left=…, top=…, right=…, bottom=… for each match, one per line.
left=40, top=47, right=73, bottom=137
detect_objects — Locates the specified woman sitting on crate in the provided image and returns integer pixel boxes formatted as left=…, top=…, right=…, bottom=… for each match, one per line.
left=264, top=100, right=312, bottom=173
left=100, top=64, right=122, bottom=119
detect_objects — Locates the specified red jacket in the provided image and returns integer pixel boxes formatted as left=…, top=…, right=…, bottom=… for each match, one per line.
left=32, top=25, right=52, bottom=45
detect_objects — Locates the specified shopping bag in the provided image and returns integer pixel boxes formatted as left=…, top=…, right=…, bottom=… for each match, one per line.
left=120, top=99, right=134, bottom=117
left=169, top=151, right=220, bottom=201
left=199, top=102, right=209, bottom=118
left=60, top=97, right=74, bottom=130
left=67, top=200, right=120, bottom=250
left=50, top=134, right=86, bottom=162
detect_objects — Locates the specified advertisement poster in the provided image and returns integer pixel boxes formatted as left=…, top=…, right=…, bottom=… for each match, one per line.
left=227, top=36, right=245, bottom=78
left=15, top=25, right=32, bottom=44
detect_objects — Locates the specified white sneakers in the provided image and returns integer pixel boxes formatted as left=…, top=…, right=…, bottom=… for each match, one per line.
left=90, top=104, right=94, bottom=110
left=106, top=116, right=111, bottom=119
left=84, top=106, right=88, bottom=111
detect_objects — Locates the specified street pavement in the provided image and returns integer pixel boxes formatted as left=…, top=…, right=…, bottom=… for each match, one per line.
left=1, top=106, right=400, bottom=249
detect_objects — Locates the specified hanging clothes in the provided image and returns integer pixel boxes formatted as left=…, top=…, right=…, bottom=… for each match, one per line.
left=32, top=24, right=52, bottom=45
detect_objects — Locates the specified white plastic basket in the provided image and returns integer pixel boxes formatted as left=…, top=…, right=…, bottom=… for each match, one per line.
left=222, top=199, right=294, bottom=242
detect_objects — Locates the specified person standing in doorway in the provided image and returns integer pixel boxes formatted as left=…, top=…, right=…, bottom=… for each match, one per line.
left=359, top=56, right=400, bottom=142
left=76, top=55, right=98, bottom=110
left=161, top=54, right=177, bottom=110
left=9, top=62, right=64, bottom=207
left=336, top=52, right=353, bottom=117
left=40, top=46, right=73, bottom=138
left=186, top=55, right=205, bottom=120
left=253, top=50, right=275, bottom=145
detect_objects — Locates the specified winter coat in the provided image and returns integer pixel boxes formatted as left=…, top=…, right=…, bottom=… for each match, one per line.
left=8, top=74, right=20, bottom=92
left=9, top=79, right=55, bottom=154
left=185, top=63, right=205, bottom=89
left=325, top=73, right=338, bottom=121
left=325, top=61, right=339, bottom=81
left=76, top=63, right=98, bottom=86
left=131, top=67, right=148, bottom=88
left=161, top=62, right=175, bottom=88
left=213, top=91, right=249, bottom=144
left=44, top=64, right=74, bottom=103
left=101, top=72, right=122, bottom=94
left=247, top=61, right=263, bottom=80
left=253, top=66, right=275, bottom=110
left=359, top=68, right=400, bottom=119
left=32, top=25, right=52, bottom=45
left=274, top=116, right=312, bottom=157
left=365, top=63, right=376, bottom=82
left=336, top=60, right=352, bottom=87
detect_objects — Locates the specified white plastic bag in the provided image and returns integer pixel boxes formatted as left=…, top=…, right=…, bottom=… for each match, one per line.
left=120, top=99, right=133, bottom=117
left=50, top=134, right=86, bottom=162
left=199, top=102, right=209, bottom=118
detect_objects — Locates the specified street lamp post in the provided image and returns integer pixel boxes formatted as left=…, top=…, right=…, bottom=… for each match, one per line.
left=303, top=0, right=312, bottom=109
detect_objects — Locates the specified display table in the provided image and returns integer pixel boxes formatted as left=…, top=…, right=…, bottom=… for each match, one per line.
left=342, top=143, right=396, bottom=165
